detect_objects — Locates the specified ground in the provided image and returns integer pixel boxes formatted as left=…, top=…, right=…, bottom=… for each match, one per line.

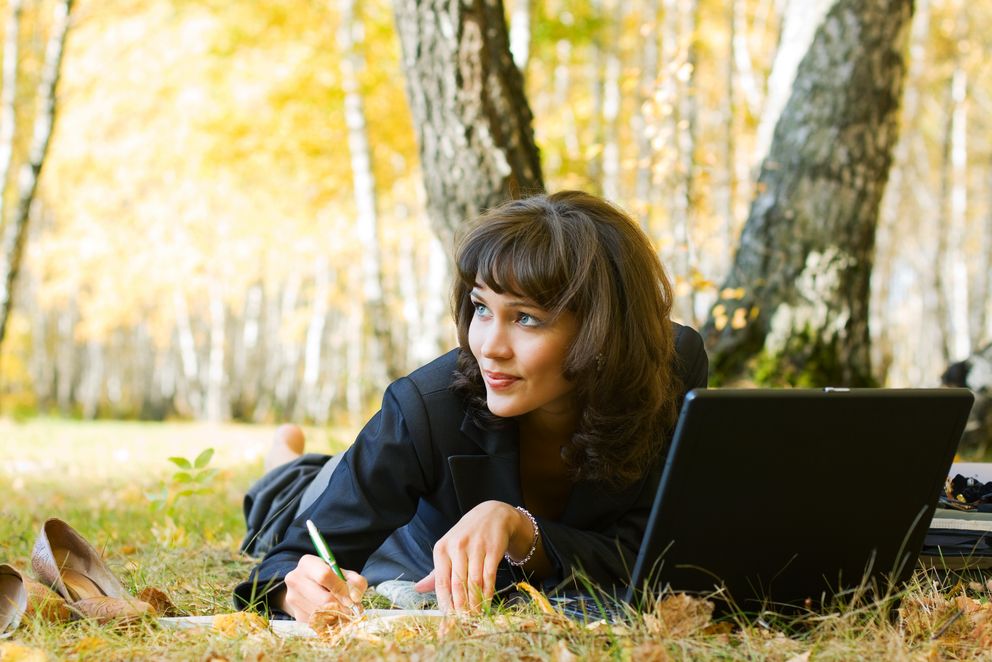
left=1, top=418, right=991, bottom=660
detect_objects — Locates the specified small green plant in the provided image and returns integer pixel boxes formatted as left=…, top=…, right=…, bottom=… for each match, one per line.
left=146, top=447, right=218, bottom=515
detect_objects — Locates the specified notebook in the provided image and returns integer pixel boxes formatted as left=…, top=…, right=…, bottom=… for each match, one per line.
left=554, top=387, right=973, bottom=620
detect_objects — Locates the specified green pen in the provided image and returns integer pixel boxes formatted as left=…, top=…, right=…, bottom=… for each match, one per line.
left=306, top=519, right=360, bottom=615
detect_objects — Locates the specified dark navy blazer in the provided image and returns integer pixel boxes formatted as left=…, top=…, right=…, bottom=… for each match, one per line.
left=234, top=323, right=708, bottom=611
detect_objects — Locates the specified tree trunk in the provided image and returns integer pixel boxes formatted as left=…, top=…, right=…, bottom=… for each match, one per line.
left=632, top=0, right=660, bottom=230
left=0, top=0, right=73, bottom=352
left=392, top=0, right=543, bottom=247
left=978, top=163, right=992, bottom=345
left=55, top=303, right=76, bottom=414
left=669, top=0, right=700, bottom=325
left=600, top=0, right=622, bottom=202
left=508, top=0, right=530, bottom=70
left=701, top=0, right=913, bottom=387
left=300, top=258, right=333, bottom=421
left=753, top=0, right=833, bottom=166
left=719, top=0, right=738, bottom=262
left=946, top=65, right=970, bottom=360
left=339, top=0, right=400, bottom=382
left=172, top=289, right=202, bottom=417
left=731, top=0, right=763, bottom=118
left=0, top=0, right=22, bottom=222
left=204, top=280, right=228, bottom=421
left=873, top=0, right=930, bottom=385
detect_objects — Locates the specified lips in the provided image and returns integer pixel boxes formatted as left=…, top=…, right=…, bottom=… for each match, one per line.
left=483, top=370, right=520, bottom=390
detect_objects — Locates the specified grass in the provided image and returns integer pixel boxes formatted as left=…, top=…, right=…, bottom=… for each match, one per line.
left=2, top=418, right=992, bottom=660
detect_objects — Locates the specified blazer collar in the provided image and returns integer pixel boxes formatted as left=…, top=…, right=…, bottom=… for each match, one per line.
left=450, top=414, right=521, bottom=512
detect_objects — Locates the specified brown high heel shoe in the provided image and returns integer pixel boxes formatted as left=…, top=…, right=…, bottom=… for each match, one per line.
left=0, top=564, right=27, bottom=636
left=31, top=518, right=153, bottom=624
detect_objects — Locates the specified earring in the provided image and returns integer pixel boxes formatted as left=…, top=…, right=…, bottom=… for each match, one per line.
left=595, top=353, right=604, bottom=372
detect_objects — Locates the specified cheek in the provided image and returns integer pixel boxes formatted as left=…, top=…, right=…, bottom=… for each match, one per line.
left=467, top=318, right=482, bottom=359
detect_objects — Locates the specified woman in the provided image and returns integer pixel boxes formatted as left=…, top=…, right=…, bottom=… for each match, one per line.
left=234, top=191, right=708, bottom=621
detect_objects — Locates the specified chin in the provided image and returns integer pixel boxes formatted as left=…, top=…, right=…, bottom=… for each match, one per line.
left=485, top=396, right=523, bottom=419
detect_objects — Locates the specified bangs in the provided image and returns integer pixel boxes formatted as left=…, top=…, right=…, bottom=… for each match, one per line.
left=456, top=216, right=576, bottom=315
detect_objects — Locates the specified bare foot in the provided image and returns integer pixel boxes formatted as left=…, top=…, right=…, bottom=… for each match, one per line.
left=264, top=424, right=306, bottom=471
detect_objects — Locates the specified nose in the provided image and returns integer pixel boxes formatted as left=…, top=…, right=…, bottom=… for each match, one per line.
left=480, top=321, right=512, bottom=360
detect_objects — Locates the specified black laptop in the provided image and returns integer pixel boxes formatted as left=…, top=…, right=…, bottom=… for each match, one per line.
left=553, top=388, right=973, bottom=619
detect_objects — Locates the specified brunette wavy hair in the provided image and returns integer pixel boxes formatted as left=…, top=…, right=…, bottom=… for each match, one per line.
left=451, top=190, right=680, bottom=488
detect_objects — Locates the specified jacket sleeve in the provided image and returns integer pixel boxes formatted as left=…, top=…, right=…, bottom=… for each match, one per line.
left=233, top=378, right=434, bottom=613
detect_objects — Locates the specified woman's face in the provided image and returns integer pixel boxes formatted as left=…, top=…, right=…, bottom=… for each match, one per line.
left=468, top=281, right=579, bottom=425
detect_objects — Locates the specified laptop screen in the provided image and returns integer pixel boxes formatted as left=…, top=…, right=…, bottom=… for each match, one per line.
left=627, top=388, right=973, bottom=612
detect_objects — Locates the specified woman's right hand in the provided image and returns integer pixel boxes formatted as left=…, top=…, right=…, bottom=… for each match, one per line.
left=279, top=554, right=367, bottom=623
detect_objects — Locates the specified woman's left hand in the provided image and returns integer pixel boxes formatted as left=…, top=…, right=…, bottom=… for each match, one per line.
left=414, top=500, right=531, bottom=612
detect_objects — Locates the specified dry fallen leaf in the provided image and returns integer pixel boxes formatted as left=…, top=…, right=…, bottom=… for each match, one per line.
left=899, top=594, right=962, bottom=642
left=630, top=641, right=672, bottom=662
left=138, top=587, right=179, bottom=616
left=0, top=642, right=48, bottom=662
left=22, top=580, right=73, bottom=624
left=72, top=637, right=107, bottom=656
left=516, top=581, right=555, bottom=615
left=646, top=593, right=714, bottom=638
left=212, top=611, right=268, bottom=637
left=308, top=605, right=356, bottom=638
left=553, top=639, right=578, bottom=662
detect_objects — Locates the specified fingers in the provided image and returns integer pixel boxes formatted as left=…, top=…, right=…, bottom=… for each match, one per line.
left=433, top=546, right=453, bottom=612
left=467, top=550, right=486, bottom=611
left=342, top=569, right=368, bottom=607
left=283, top=555, right=365, bottom=622
left=414, top=570, right=436, bottom=593
left=482, top=551, right=499, bottom=604
left=433, top=541, right=496, bottom=613
left=449, top=551, right=469, bottom=612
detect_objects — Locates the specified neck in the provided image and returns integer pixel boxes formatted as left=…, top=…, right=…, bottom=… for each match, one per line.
left=519, top=409, right=578, bottom=447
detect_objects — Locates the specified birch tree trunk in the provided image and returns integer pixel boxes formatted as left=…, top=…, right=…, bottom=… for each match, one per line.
left=978, top=164, right=992, bottom=344
left=874, top=0, right=930, bottom=384
left=632, top=0, right=660, bottom=230
left=392, top=0, right=543, bottom=247
left=339, top=0, right=400, bottom=382
left=55, top=304, right=75, bottom=414
left=204, top=280, right=228, bottom=421
left=508, top=0, right=530, bottom=70
left=702, top=0, right=913, bottom=386
left=299, top=258, right=333, bottom=421
left=753, top=0, right=833, bottom=166
left=0, top=0, right=74, bottom=352
left=945, top=65, right=970, bottom=360
left=671, top=0, right=700, bottom=324
left=719, top=0, right=738, bottom=261
left=172, top=289, right=202, bottom=417
left=600, top=0, right=622, bottom=203
left=586, top=0, right=605, bottom=193
left=0, top=0, right=22, bottom=222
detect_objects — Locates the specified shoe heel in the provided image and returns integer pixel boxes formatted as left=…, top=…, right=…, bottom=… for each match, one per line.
left=0, top=564, right=27, bottom=636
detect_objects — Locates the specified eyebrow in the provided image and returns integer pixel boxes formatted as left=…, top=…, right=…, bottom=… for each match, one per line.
left=471, top=286, right=539, bottom=310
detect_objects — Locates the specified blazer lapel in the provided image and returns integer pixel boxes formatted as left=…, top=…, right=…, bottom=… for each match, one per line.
left=449, top=414, right=521, bottom=513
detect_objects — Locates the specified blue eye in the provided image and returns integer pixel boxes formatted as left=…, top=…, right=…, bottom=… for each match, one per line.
left=518, top=313, right=541, bottom=327
left=473, top=302, right=490, bottom=317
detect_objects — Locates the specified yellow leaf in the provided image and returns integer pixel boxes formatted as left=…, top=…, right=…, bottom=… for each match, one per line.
left=516, top=581, right=555, bottom=615
left=0, top=643, right=48, bottom=662
left=212, top=611, right=269, bottom=637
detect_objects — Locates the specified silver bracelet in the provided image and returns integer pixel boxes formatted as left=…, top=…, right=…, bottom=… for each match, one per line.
left=504, top=506, right=540, bottom=567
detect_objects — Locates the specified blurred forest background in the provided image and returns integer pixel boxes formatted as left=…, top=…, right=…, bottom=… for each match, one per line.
left=0, top=0, right=986, bottom=426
